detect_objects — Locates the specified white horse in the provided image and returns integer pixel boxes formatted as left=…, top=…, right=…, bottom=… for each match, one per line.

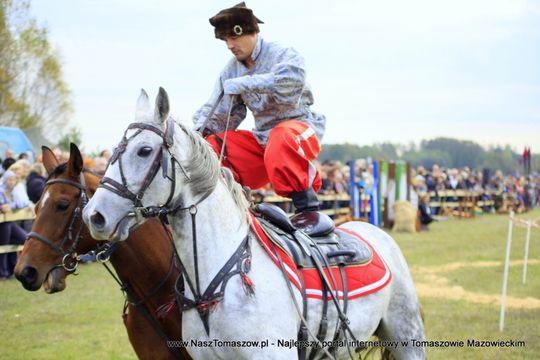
left=83, top=88, right=425, bottom=359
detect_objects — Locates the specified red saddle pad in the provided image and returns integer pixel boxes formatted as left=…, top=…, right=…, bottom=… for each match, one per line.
left=249, top=214, right=392, bottom=300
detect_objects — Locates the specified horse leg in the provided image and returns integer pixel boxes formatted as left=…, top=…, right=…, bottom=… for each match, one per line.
left=125, top=307, right=179, bottom=360
left=375, top=274, right=425, bottom=359
left=376, top=306, right=425, bottom=359
left=339, top=222, right=426, bottom=359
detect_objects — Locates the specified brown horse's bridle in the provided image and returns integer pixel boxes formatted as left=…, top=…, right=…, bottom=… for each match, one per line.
left=28, top=167, right=187, bottom=358
left=26, top=174, right=89, bottom=272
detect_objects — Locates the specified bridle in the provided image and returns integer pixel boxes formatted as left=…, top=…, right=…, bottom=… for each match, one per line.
left=98, top=117, right=188, bottom=219
left=26, top=174, right=89, bottom=272
left=29, top=164, right=186, bottom=358
left=98, top=117, right=255, bottom=336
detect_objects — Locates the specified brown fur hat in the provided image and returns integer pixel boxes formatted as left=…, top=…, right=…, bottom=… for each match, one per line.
left=209, top=2, right=264, bottom=39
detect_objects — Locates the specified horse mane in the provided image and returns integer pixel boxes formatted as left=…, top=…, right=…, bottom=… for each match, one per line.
left=176, top=121, right=249, bottom=213
left=220, top=166, right=250, bottom=212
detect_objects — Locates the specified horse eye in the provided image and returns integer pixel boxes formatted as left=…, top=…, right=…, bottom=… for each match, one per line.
left=56, top=201, right=69, bottom=211
left=137, top=146, right=153, bottom=157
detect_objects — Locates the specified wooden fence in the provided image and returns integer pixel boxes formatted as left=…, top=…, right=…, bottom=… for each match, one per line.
left=0, top=189, right=500, bottom=254
left=258, top=189, right=500, bottom=220
left=421, top=189, right=498, bottom=218
left=0, top=208, right=34, bottom=254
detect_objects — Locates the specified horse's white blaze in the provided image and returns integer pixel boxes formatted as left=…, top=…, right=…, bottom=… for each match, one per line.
left=41, top=190, right=50, bottom=208
left=83, top=88, right=426, bottom=359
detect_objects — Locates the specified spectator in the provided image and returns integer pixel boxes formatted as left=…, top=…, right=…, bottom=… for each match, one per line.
left=93, top=156, right=108, bottom=176
left=0, top=171, right=29, bottom=279
left=34, top=153, right=43, bottom=164
left=8, top=161, right=32, bottom=207
left=26, top=163, right=47, bottom=204
left=418, top=193, right=435, bottom=229
left=2, top=157, right=15, bottom=173
left=100, top=149, right=112, bottom=161
left=4, top=149, right=14, bottom=158
left=83, top=157, right=95, bottom=171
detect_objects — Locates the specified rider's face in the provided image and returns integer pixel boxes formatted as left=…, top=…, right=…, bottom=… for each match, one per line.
left=222, top=33, right=257, bottom=62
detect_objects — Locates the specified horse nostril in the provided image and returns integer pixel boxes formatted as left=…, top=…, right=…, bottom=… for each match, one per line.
left=90, top=211, right=106, bottom=229
left=18, top=266, right=38, bottom=286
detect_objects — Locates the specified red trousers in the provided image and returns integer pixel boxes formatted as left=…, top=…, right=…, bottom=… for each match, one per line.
left=206, top=120, right=321, bottom=197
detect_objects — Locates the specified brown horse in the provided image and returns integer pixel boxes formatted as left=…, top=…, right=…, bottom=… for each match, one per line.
left=14, top=144, right=189, bottom=360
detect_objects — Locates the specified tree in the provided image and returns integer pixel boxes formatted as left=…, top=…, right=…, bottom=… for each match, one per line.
left=0, top=0, right=72, bottom=141
left=421, top=137, right=486, bottom=168
left=481, top=145, right=520, bottom=174
left=57, top=126, right=82, bottom=152
left=402, top=149, right=452, bottom=169
left=320, top=138, right=535, bottom=174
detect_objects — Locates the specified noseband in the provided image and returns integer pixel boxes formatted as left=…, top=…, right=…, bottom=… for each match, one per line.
left=26, top=174, right=89, bottom=272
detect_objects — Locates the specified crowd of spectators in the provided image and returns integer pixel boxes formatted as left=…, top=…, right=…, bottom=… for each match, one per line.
left=411, top=164, right=539, bottom=215
left=317, top=160, right=539, bottom=214
left=254, top=158, right=540, bottom=220
left=1, top=147, right=538, bottom=278
left=1, top=150, right=37, bottom=279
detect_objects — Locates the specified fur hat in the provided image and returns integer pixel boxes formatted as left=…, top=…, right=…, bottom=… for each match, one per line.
left=209, top=2, right=264, bottom=39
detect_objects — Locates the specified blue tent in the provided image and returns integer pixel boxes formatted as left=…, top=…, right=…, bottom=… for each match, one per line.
left=0, top=127, right=34, bottom=159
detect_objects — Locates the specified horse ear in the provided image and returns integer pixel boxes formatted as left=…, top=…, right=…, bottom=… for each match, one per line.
left=42, top=146, right=59, bottom=175
left=135, top=89, right=151, bottom=120
left=154, top=87, right=170, bottom=125
left=68, top=143, right=84, bottom=176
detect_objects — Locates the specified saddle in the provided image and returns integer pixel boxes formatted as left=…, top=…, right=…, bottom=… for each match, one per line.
left=252, top=203, right=378, bottom=359
left=253, top=203, right=372, bottom=269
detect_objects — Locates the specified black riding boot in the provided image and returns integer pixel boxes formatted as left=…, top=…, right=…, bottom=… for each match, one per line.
left=290, top=189, right=334, bottom=237
left=291, top=188, right=320, bottom=213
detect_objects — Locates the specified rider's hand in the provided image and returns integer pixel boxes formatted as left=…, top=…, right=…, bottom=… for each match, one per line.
left=200, top=128, right=212, bottom=138
left=223, top=78, right=244, bottom=95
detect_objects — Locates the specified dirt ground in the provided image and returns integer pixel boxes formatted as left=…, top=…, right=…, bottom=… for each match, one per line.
left=411, top=259, right=540, bottom=309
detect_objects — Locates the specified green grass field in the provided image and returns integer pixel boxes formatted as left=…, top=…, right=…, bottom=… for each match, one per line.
left=1, top=209, right=538, bottom=359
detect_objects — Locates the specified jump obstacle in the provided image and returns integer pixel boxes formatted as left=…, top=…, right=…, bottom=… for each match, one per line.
left=348, top=159, right=411, bottom=228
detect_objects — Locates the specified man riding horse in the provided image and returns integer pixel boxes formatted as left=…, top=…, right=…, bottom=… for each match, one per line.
left=193, top=2, right=326, bottom=222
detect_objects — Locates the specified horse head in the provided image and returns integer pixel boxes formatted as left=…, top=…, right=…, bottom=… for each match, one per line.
left=14, top=143, right=98, bottom=292
left=83, top=87, right=221, bottom=241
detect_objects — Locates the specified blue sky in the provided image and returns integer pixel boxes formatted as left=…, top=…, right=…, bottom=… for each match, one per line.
left=31, top=0, right=540, bottom=153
